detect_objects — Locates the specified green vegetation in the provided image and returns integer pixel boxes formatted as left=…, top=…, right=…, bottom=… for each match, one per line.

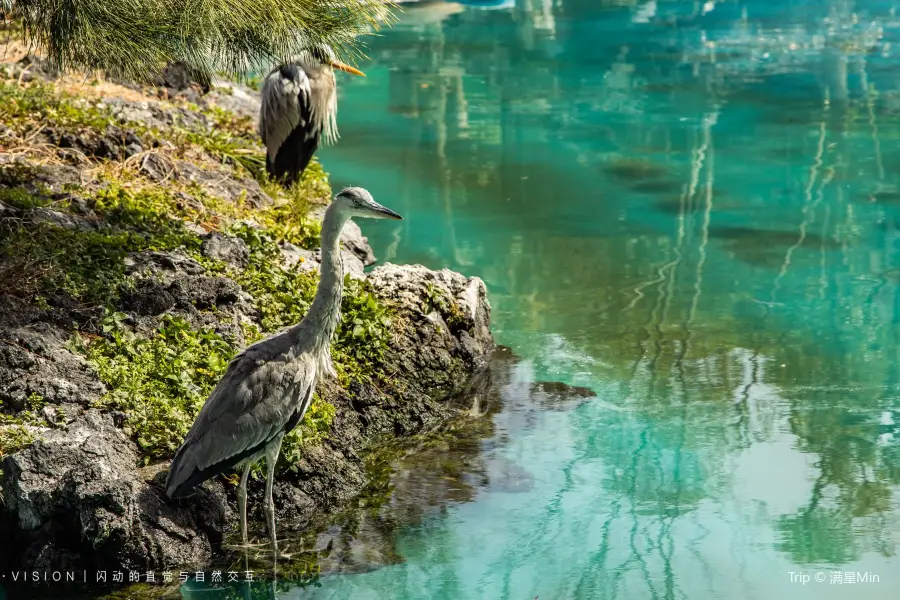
left=0, top=394, right=50, bottom=459
left=0, top=68, right=395, bottom=479
left=0, top=184, right=196, bottom=304
left=0, top=77, right=265, bottom=181
left=0, top=78, right=120, bottom=131
left=0, top=185, right=51, bottom=210
left=279, top=394, right=336, bottom=475
left=229, top=223, right=318, bottom=331
left=5, top=0, right=390, bottom=85
left=74, top=312, right=234, bottom=461
left=0, top=424, right=35, bottom=458
left=422, top=282, right=468, bottom=330
left=334, top=276, right=394, bottom=382
left=75, top=310, right=342, bottom=475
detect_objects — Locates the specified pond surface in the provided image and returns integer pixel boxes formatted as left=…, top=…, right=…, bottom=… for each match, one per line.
left=231, top=0, right=900, bottom=597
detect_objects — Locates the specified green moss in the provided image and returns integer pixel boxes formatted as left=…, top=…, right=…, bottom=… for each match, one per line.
left=2, top=224, right=141, bottom=303
left=91, top=184, right=200, bottom=251
left=0, top=79, right=119, bottom=132
left=0, top=185, right=197, bottom=304
left=423, top=282, right=467, bottom=330
left=0, top=78, right=265, bottom=182
left=74, top=312, right=235, bottom=461
left=0, top=185, right=51, bottom=210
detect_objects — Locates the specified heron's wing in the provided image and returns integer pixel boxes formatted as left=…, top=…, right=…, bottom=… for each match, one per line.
left=165, top=332, right=316, bottom=497
left=259, top=65, right=320, bottom=185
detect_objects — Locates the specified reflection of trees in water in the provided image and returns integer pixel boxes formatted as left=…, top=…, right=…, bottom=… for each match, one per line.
left=276, top=349, right=593, bottom=577
left=346, top=0, right=900, bottom=584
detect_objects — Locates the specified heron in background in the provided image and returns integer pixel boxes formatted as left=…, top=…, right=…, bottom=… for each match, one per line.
left=165, top=187, right=402, bottom=555
left=259, top=46, right=365, bottom=186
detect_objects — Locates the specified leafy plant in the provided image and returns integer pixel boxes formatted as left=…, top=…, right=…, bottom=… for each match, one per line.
left=0, top=424, right=34, bottom=458
left=75, top=311, right=235, bottom=461
left=333, top=274, right=393, bottom=382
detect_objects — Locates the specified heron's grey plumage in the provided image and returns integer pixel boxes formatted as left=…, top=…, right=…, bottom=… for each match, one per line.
left=165, top=187, right=402, bottom=555
left=259, top=51, right=339, bottom=186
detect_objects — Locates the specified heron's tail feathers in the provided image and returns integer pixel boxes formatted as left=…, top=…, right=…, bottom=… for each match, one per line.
left=165, top=444, right=193, bottom=499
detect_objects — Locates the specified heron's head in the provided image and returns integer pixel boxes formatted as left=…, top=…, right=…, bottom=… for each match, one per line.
left=334, top=187, right=403, bottom=221
left=294, top=44, right=366, bottom=78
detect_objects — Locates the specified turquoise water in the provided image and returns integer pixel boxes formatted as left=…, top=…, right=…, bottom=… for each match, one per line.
left=229, top=0, right=900, bottom=598
left=312, top=0, right=900, bottom=597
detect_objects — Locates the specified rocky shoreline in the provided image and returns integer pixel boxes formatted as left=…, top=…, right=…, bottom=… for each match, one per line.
left=0, top=52, right=494, bottom=578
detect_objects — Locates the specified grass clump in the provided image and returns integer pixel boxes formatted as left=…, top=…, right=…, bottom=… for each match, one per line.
left=0, top=78, right=265, bottom=182
left=0, top=424, right=35, bottom=458
left=0, top=393, right=51, bottom=459
left=0, top=79, right=119, bottom=133
left=0, top=185, right=51, bottom=210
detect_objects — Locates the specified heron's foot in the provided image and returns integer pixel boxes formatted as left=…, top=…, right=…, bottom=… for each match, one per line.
left=224, top=473, right=240, bottom=486
left=275, top=551, right=295, bottom=561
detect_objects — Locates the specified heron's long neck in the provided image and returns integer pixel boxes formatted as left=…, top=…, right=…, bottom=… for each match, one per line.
left=298, top=205, right=347, bottom=364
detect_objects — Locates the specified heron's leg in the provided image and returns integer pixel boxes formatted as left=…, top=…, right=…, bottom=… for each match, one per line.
left=263, top=433, right=285, bottom=556
left=237, top=463, right=250, bottom=547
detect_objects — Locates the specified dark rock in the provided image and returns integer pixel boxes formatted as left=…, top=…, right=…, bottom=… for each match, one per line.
left=201, top=232, right=250, bottom=268
left=168, top=275, right=242, bottom=310
left=159, top=61, right=211, bottom=94
left=0, top=410, right=229, bottom=572
left=0, top=324, right=106, bottom=410
left=118, top=279, right=177, bottom=316
left=124, top=250, right=206, bottom=277
left=141, top=158, right=270, bottom=209
left=15, top=55, right=59, bottom=81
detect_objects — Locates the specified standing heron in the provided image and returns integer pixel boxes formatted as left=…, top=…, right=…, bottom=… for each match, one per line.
left=165, top=187, right=402, bottom=555
left=259, top=46, right=365, bottom=186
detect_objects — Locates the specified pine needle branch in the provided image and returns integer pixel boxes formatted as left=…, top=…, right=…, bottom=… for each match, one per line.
left=6, top=0, right=394, bottom=83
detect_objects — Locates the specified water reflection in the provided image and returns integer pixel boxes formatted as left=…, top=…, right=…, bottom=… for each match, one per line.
left=316, top=0, right=900, bottom=597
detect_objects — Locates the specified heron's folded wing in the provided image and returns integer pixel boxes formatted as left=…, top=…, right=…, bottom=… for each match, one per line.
left=167, top=336, right=312, bottom=490
left=259, top=65, right=313, bottom=159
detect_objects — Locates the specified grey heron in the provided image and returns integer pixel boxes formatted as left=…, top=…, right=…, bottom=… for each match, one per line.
left=259, top=46, right=365, bottom=186
left=165, top=187, right=402, bottom=555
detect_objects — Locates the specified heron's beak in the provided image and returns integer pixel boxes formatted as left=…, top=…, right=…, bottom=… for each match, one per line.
left=331, top=60, right=366, bottom=77
left=374, top=204, right=403, bottom=220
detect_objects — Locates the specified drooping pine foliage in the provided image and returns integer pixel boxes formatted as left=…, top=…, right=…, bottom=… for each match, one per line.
left=3, top=0, right=393, bottom=83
